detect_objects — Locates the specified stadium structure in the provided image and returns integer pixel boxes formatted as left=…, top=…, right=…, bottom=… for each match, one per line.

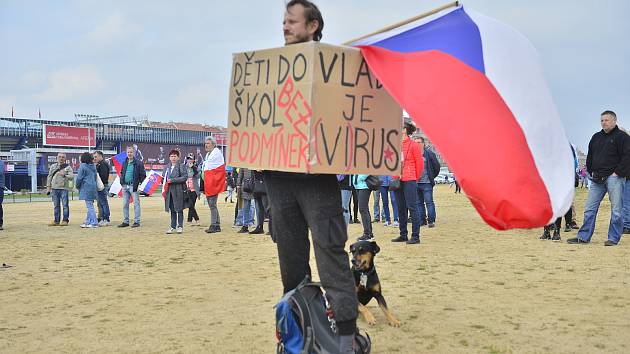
left=0, top=114, right=227, bottom=192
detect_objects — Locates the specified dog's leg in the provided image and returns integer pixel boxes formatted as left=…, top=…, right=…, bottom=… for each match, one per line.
left=358, top=303, right=377, bottom=326
left=374, top=292, right=401, bottom=327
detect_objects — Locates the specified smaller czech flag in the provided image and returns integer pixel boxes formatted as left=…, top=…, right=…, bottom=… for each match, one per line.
left=139, top=170, right=163, bottom=196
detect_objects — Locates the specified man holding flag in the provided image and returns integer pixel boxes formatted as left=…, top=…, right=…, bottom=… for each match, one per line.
left=202, top=136, right=226, bottom=234
left=117, top=146, right=146, bottom=228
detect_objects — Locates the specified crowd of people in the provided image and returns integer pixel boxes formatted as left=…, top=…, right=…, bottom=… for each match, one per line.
left=39, top=135, right=225, bottom=234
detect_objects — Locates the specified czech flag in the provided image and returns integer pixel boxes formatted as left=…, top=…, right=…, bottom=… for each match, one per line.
left=139, top=170, right=163, bottom=196
left=203, top=149, right=226, bottom=197
left=351, top=5, right=574, bottom=230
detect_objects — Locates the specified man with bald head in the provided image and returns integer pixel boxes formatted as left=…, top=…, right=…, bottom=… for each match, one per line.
left=568, top=110, right=630, bottom=246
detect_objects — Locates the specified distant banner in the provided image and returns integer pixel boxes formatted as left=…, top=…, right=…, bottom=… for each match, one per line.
left=43, top=125, right=96, bottom=147
left=123, top=142, right=208, bottom=170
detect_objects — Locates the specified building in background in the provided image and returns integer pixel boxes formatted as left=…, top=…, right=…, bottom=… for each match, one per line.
left=0, top=116, right=227, bottom=191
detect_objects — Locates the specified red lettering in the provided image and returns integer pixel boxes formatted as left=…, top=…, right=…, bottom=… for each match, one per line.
left=277, top=76, right=295, bottom=108
left=249, top=132, right=261, bottom=164
left=272, top=127, right=285, bottom=168
left=238, top=132, right=250, bottom=162
left=278, top=132, right=290, bottom=168
left=299, top=136, right=309, bottom=169
left=288, top=133, right=300, bottom=168
left=261, top=132, right=275, bottom=166
left=285, top=91, right=311, bottom=141
left=229, top=130, right=239, bottom=164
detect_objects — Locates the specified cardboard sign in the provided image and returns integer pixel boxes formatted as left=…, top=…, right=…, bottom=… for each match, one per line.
left=227, top=42, right=402, bottom=174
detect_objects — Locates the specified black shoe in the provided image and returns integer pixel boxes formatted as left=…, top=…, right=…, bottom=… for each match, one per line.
left=205, top=226, right=217, bottom=234
left=539, top=230, right=551, bottom=240
left=374, top=218, right=380, bottom=223
left=623, top=228, right=630, bottom=235
left=604, top=240, right=618, bottom=246
left=420, top=221, right=427, bottom=226
left=406, top=238, right=420, bottom=244
left=357, top=234, right=374, bottom=242
left=551, top=229, right=561, bottom=241
left=564, top=225, right=572, bottom=232
left=249, top=227, right=264, bottom=234
left=0, top=226, right=3, bottom=231
left=238, top=226, right=249, bottom=233
left=353, top=219, right=359, bottom=224
left=118, top=223, right=129, bottom=228
left=391, top=236, right=408, bottom=243
left=131, top=223, right=140, bottom=228
left=428, top=222, right=435, bottom=228
left=570, top=222, right=579, bottom=230
left=567, top=237, right=588, bottom=244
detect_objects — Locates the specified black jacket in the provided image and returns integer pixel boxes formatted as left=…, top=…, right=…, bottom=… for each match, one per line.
left=338, top=175, right=352, bottom=191
left=96, top=160, right=110, bottom=185
left=422, top=148, right=441, bottom=186
left=120, top=158, right=147, bottom=192
left=586, top=126, right=630, bottom=178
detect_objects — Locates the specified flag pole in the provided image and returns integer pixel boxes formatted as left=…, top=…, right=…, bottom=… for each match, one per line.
left=343, top=1, right=460, bottom=45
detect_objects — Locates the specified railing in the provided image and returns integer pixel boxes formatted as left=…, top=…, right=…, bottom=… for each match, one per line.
left=0, top=117, right=226, bottom=146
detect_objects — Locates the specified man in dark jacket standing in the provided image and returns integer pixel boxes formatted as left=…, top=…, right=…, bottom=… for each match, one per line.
left=118, top=146, right=146, bottom=228
left=415, top=136, right=441, bottom=228
left=93, top=151, right=111, bottom=226
left=568, top=110, right=630, bottom=246
left=262, top=2, right=358, bottom=352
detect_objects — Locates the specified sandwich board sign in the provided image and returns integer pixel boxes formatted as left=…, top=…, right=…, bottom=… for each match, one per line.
left=227, top=42, right=402, bottom=174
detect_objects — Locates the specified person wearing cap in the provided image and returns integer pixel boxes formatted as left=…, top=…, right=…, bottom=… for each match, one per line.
left=185, top=153, right=201, bottom=226
left=161, top=150, right=188, bottom=234
left=392, top=117, right=424, bottom=244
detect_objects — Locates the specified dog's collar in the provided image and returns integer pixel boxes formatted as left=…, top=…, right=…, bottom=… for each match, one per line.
left=357, top=265, right=376, bottom=276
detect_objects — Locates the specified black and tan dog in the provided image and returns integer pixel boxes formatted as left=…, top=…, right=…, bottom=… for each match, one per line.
left=349, top=240, right=401, bottom=327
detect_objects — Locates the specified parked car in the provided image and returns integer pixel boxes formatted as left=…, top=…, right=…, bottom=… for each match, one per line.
left=3, top=186, right=14, bottom=195
left=434, top=175, right=448, bottom=184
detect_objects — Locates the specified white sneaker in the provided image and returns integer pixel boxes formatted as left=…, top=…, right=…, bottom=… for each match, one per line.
left=393, top=221, right=399, bottom=227
left=176, top=227, right=183, bottom=234
left=102, top=220, right=110, bottom=227
left=166, top=228, right=175, bottom=234
left=82, top=224, right=97, bottom=228
left=80, top=224, right=88, bottom=228
left=383, top=221, right=391, bottom=227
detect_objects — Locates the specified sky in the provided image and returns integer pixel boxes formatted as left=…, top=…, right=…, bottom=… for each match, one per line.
left=1, top=0, right=629, bottom=151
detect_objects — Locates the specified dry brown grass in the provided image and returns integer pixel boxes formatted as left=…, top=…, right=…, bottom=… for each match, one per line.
left=1, top=186, right=629, bottom=353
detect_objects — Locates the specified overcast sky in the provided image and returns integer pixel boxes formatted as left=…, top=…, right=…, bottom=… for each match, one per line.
left=1, top=0, right=628, bottom=151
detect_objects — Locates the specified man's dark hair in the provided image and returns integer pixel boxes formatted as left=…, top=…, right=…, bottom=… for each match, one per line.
left=94, top=150, right=103, bottom=157
left=286, top=0, right=324, bottom=41
left=601, top=110, right=617, bottom=120
left=80, top=151, right=94, bottom=164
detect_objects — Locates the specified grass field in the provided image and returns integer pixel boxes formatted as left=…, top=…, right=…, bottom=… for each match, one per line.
left=1, top=185, right=629, bottom=353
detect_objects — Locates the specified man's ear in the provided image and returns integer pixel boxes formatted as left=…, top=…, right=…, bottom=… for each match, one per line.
left=307, top=20, right=319, bottom=37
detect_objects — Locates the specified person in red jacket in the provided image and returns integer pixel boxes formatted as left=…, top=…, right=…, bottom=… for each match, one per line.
left=392, top=117, right=424, bottom=244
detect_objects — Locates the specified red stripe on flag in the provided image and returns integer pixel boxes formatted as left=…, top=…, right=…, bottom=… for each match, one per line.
left=359, top=46, right=551, bottom=229
left=204, top=165, right=226, bottom=197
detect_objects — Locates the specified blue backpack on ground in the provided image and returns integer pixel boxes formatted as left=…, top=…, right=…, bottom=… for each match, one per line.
left=275, top=278, right=371, bottom=354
